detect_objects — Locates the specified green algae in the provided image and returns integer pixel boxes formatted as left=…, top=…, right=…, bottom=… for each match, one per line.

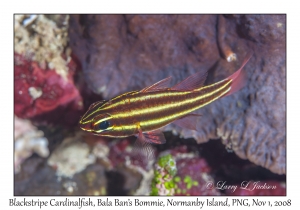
left=150, top=154, right=200, bottom=195
left=158, top=154, right=177, bottom=176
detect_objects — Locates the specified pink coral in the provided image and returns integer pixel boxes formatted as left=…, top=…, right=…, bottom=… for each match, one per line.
left=14, top=53, right=83, bottom=125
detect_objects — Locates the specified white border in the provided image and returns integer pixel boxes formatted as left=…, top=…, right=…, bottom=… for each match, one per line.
left=1, top=0, right=297, bottom=209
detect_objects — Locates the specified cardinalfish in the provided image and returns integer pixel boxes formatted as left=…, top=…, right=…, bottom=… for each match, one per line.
left=79, top=55, right=252, bottom=159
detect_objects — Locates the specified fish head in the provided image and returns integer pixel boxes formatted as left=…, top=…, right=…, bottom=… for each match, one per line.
left=79, top=100, right=116, bottom=137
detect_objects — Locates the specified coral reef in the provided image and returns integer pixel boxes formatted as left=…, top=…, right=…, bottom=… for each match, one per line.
left=14, top=116, right=49, bottom=173
left=47, top=132, right=96, bottom=178
left=69, top=15, right=220, bottom=98
left=14, top=14, right=286, bottom=196
left=15, top=131, right=148, bottom=195
left=14, top=15, right=83, bottom=126
left=14, top=130, right=285, bottom=196
left=151, top=147, right=220, bottom=196
left=14, top=155, right=108, bottom=196
left=14, top=15, right=70, bottom=78
left=150, top=154, right=177, bottom=195
left=68, top=14, right=286, bottom=174
left=104, top=138, right=154, bottom=195
left=14, top=53, right=83, bottom=125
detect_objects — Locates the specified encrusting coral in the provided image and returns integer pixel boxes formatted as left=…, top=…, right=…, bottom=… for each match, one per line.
left=14, top=116, right=49, bottom=173
left=14, top=15, right=84, bottom=126
left=47, top=132, right=96, bottom=178
left=69, top=14, right=286, bottom=174
left=151, top=147, right=220, bottom=196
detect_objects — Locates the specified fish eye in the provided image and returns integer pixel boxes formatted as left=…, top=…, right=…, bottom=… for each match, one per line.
left=96, top=120, right=110, bottom=130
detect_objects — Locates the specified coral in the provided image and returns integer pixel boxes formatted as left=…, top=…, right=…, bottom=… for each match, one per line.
left=234, top=15, right=285, bottom=46
left=14, top=53, right=83, bottom=125
left=14, top=130, right=285, bottom=195
left=47, top=132, right=96, bottom=178
left=14, top=14, right=83, bottom=126
left=69, top=15, right=220, bottom=98
left=69, top=14, right=286, bottom=174
left=14, top=156, right=108, bottom=196
left=14, top=116, right=49, bottom=173
left=151, top=147, right=220, bottom=196
left=89, top=137, right=150, bottom=195
left=14, top=15, right=70, bottom=79
left=108, top=138, right=155, bottom=171
left=106, top=139, right=154, bottom=195
left=150, top=154, right=177, bottom=195
left=92, top=141, right=111, bottom=166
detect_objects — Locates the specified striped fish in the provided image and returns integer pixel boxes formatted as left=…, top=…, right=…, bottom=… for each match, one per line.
left=79, top=55, right=251, bottom=158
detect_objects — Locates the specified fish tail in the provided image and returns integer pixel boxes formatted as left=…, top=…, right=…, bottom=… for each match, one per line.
left=222, top=54, right=252, bottom=97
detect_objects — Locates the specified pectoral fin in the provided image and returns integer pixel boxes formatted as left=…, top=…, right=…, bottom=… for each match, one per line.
left=143, top=129, right=166, bottom=144
left=133, top=136, right=155, bottom=163
left=172, top=113, right=201, bottom=131
left=132, top=129, right=166, bottom=164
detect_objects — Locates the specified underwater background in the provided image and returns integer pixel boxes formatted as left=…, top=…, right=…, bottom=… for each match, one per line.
left=14, top=14, right=286, bottom=195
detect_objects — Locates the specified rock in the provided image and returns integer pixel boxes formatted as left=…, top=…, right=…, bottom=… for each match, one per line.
left=14, top=116, right=49, bottom=173
left=69, top=14, right=286, bottom=174
left=47, top=132, right=96, bottom=178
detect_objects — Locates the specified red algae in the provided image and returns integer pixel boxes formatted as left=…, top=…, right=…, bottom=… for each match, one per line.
left=14, top=53, right=83, bottom=125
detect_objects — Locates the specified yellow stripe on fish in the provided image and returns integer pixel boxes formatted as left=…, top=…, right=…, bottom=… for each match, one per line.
left=79, top=55, right=251, bottom=148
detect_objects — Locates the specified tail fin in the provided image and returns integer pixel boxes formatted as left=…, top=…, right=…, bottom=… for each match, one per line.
left=222, top=54, right=252, bottom=97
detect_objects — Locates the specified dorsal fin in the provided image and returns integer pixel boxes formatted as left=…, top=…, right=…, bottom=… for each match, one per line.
left=140, top=76, right=172, bottom=93
left=171, top=71, right=208, bottom=91
left=87, top=100, right=107, bottom=111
